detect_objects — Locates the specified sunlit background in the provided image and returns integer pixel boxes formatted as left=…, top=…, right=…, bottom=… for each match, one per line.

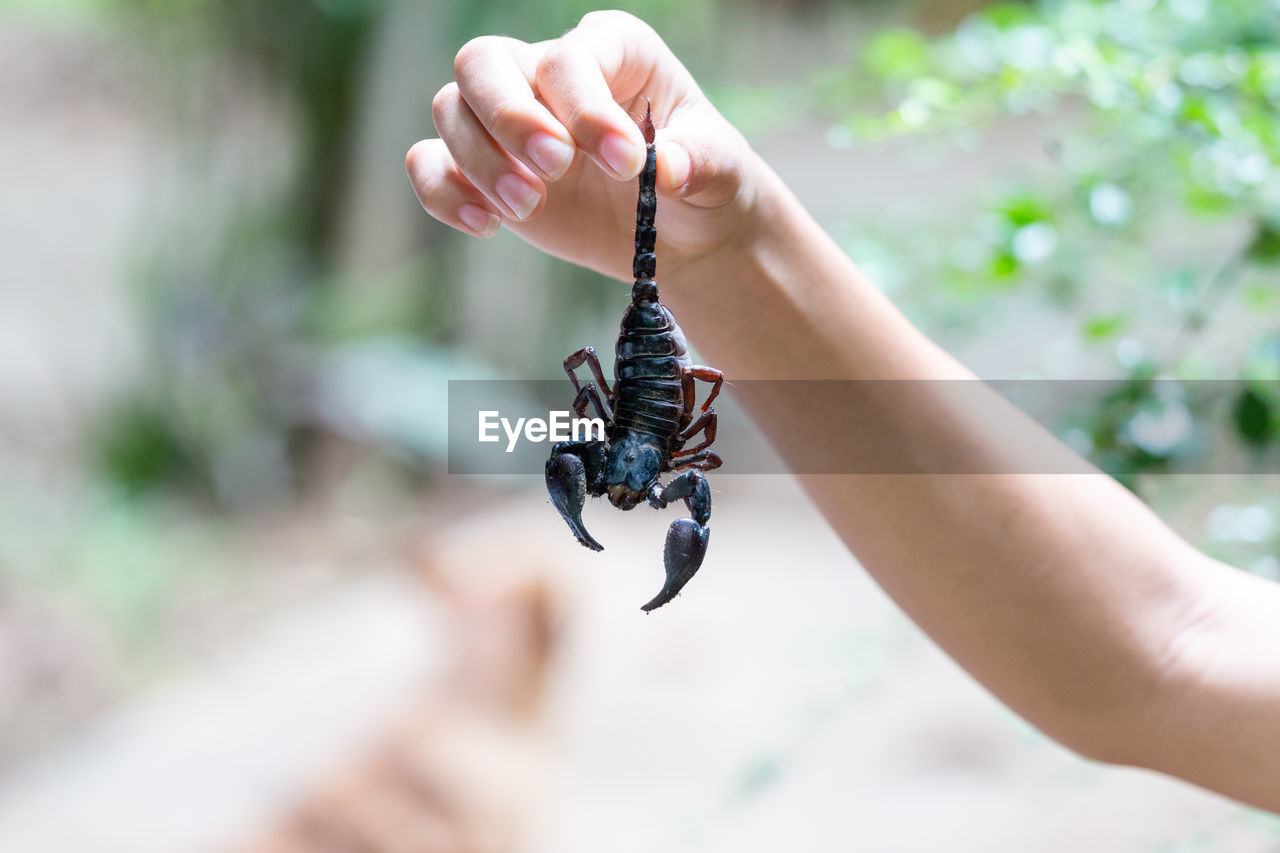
left=4, top=0, right=1280, bottom=849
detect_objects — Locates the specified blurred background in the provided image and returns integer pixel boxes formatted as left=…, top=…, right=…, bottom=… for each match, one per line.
left=4, top=0, right=1280, bottom=849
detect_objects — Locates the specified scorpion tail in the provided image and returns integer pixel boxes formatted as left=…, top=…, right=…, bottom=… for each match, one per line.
left=631, top=100, right=659, bottom=301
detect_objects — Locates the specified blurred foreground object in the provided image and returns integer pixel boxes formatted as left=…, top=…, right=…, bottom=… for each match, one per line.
left=246, top=530, right=563, bottom=853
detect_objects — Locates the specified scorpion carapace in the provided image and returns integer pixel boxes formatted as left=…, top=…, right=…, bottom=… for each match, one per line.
left=545, top=101, right=725, bottom=612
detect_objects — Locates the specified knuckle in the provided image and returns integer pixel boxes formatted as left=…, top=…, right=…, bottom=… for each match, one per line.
left=405, top=140, right=424, bottom=174
left=579, top=9, right=654, bottom=40
left=405, top=139, right=433, bottom=175
left=453, top=35, right=497, bottom=77
left=486, top=96, right=525, bottom=137
left=535, top=41, right=575, bottom=83
left=579, top=9, right=635, bottom=29
left=419, top=174, right=458, bottom=216
left=431, top=82, right=459, bottom=125
left=405, top=139, right=448, bottom=194
left=448, top=142, right=495, bottom=185
left=560, top=101, right=595, bottom=135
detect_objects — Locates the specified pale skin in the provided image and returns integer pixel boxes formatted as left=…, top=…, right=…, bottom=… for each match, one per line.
left=406, top=10, right=1280, bottom=811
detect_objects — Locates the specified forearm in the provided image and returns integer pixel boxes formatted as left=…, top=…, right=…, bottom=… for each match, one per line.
left=665, top=157, right=1280, bottom=808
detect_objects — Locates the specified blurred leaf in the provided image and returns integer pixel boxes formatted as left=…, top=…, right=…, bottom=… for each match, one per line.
left=94, top=400, right=195, bottom=497
left=1234, top=386, right=1276, bottom=447
left=863, top=28, right=930, bottom=80
left=990, top=249, right=1019, bottom=278
left=1083, top=312, right=1129, bottom=341
left=1246, top=220, right=1280, bottom=265
left=996, top=192, right=1052, bottom=226
left=1243, top=282, right=1280, bottom=311
left=981, top=3, right=1036, bottom=30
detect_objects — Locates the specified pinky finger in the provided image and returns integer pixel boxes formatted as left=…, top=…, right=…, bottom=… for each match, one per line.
left=405, top=138, right=503, bottom=238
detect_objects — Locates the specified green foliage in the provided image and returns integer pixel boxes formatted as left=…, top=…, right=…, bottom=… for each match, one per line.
left=807, top=0, right=1280, bottom=575
left=820, top=0, right=1280, bottom=503
left=863, top=28, right=931, bottom=80
left=1247, top=219, right=1280, bottom=263
left=1082, top=311, right=1128, bottom=341
left=88, top=0, right=384, bottom=509
left=1233, top=385, right=1276, bottom=448
left=95, top=399, right=196, bottom=498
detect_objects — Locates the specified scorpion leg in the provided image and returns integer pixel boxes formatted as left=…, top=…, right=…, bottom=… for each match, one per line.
left=672, top=410, right=718, bottom=458
left=565, top=347, right=614, bottom=407
left=687, top=366, right=724, bottom=413
left=572, top=383, right=611, bottom=424
left=641, top=470, right=712, bottom=612
left=676, top=365, right=724, bottom=433
left=672, top=449, right=723, bottom=472
left=546, top=439, right=606, bottom=552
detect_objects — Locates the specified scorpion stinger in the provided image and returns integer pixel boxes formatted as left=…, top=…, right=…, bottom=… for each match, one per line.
left=545, top=99, right=726, bottom=612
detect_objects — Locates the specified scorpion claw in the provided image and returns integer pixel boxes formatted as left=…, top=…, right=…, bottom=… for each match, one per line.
left=641, top=517, right=710, bottom=612
left=546, top=446, right=604, bottom=551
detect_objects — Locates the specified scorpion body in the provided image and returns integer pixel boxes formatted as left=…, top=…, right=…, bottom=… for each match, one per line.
left=546, top=102, right=724, bottom=612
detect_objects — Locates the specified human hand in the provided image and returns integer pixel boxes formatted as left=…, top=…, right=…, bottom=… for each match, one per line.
left=405, top=10, right=762, bottom=288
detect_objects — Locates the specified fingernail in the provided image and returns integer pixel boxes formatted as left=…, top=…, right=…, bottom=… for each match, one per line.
left=459, top=203, right=500, bottom=236
left=600, top=132, right=643, bottom=179
left=527, top=132, right=574, bottom=179
left=495, top=173, right=541, bottom=220
left=664, top=141, right=692, bottom=193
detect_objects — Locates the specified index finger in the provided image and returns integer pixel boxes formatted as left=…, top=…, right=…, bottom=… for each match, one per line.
left=533, top=13, right=662, bottom=180
left=453, top=36, right=579, bottom=181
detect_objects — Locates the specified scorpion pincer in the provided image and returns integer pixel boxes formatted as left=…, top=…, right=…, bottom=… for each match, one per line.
left=545, top=101, right=725, bottom=612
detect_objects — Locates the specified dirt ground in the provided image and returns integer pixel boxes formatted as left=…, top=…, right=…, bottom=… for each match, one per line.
left=1, top=477, right=1276, bottom=853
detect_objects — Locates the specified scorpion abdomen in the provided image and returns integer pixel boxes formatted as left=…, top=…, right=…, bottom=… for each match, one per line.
left=612, top=303, right=691, bottom=451
left=616, top=332, right=678, bottom=358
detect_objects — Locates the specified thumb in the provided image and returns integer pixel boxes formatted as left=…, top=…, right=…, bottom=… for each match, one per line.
left=653, top=115, right=748, bottom=207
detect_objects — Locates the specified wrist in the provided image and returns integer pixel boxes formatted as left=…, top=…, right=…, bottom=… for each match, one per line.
left=658, top=158, right=832, bottom=377
left=661, top=155, right=962, bottom=381
left=663, top=151, right=799, bottom=302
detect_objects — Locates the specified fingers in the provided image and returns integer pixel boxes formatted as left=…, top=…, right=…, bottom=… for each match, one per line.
left=534, top=12, right=663, bottom=180
left=410, top=9, right=750, bottom=239
left=432, top=82, right=546, bottom=222
left=534, top=44, right=646, bottom=180
left=405, top=138, right=502, bottom=238
left=451, top=17, right=654, bottom=184
left=654, top=121, right=747, bottom=208
left=656, top=137, right=693, bottom=195
left=535, top=11, right=744, bottom=205
left=453, top=36, right=577, bottom=181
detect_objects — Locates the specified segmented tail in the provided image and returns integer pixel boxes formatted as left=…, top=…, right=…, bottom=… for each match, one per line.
left=632, top=100, right=658, bottom=305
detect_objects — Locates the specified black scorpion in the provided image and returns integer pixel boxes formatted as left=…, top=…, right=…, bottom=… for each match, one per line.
left=545, top=102, right=724, bottom=612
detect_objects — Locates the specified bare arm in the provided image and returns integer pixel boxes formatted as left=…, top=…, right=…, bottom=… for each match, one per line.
left=406, top=11, right=1280, bottom=810
left=669, top=160, right=1280, bottom=809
